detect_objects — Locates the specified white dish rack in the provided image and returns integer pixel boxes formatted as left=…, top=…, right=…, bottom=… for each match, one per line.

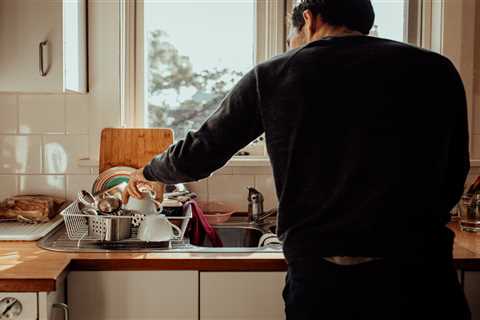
left=61, top=200, right=192, bottom=246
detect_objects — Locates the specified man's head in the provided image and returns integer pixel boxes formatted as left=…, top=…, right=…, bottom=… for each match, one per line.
left=288, top=0, right=375, bottom=49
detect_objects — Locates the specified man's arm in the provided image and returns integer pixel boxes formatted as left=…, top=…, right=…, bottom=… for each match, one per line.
left=143, top=68, right=265, bottom=184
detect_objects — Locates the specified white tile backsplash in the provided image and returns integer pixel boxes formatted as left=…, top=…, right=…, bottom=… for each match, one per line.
left=19, top=94, right=65, bottom=134
left=19, top=175, right=66, bottom=198
left=66, top=94, right=89, bottom=134
left=66, top=175, right=97, bottom=201
left=474, top=94, right=480, bottom=134
left=0, top=135, right=42, bottom=174
left=43, top=135, right=89, bottom=174
left=0, top=94, right=18, bottom=134
left=254, top=175, right=278, bottom=210
left=473, top=135, right=480, bottom=159
left=208, top=175, right=254, bottom=211
left=0, top=175, right=18, bottom=200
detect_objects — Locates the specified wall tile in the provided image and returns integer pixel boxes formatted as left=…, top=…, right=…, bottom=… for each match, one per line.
left=254, top=175, right=278, bottom=210
left=66, top=94, right=89, bottom=134
left=0, top=176, right=18, bottom=200
left=211, top=166, right=233, bottom=175
left=472, top=134, right=480, bottom=159
left=208, top=175, right=254, bottom=212
left=473, top=94, right=480, bottom=134
left=66, top=175, right=97, bottom=201
left=232, top=166, right=273, bottom=175
left=19, top=175, right=66, bottom=198
left=0, top=135, right=42, bottom=174
left=43, top=135, right=89, bottom=174
left=19, top=94, right=65, bottom=134
left=0, top=94, right=18, bottom=134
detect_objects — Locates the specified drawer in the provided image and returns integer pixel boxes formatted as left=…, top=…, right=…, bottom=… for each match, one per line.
left=0, top=292, right=37, bottom=320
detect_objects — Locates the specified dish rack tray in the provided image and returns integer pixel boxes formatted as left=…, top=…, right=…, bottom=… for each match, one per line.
left=61, top=200, right=192, bottom=244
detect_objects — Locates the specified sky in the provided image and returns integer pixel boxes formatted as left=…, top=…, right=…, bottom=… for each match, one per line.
left=144, top=0, right=406, bottom=73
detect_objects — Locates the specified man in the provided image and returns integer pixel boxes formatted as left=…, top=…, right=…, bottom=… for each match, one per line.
left=124, top=0, right=471, bottom=318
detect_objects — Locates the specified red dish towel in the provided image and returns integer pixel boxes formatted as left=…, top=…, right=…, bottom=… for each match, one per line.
left=186, top=200, right=223, bottom=247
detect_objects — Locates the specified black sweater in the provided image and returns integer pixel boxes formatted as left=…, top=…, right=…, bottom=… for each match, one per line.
left=144, top=36, right=470, bottom=262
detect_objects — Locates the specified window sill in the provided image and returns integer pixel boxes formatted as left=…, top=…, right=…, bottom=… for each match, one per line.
left=225, top=156, right=271, bottom=167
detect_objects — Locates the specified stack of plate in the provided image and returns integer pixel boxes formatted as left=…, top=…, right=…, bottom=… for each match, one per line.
left=92, top=166, right=136, bottom=194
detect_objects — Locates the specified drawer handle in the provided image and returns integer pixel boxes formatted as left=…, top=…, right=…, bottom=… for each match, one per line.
left=53, top=303, right=70, bottom=320
left=39, top=40, right=48, bottom=77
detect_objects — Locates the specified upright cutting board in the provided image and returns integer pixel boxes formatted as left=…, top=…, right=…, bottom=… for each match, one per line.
left=99, top=128, right=174, bottom=173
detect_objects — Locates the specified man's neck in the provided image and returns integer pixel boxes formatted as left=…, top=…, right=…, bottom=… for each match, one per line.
left=310, top=26, right=363, bottom=43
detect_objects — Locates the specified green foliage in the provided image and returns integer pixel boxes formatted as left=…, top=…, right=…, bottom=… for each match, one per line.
left=147, top=30, right=244, bottom=139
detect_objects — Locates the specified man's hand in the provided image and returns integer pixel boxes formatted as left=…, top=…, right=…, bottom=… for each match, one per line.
left=122, top=167, right=165, bottom=205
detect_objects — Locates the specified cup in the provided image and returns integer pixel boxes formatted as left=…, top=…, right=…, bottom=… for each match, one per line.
left=124, top=190, right=162, bottom=214
left=137, top=214, right=182, bottom=242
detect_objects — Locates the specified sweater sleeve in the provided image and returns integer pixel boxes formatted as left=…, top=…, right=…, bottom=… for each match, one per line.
left=143, top=68, right=264, bottom=184
left=441, top=60, right=470, bottom=211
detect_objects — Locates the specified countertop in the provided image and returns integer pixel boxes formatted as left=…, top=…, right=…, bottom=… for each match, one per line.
left=1, top=222, right=479, bottom=292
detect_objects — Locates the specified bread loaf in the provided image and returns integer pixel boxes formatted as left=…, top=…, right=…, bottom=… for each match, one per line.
left=0, top=195, right=67, bottom=223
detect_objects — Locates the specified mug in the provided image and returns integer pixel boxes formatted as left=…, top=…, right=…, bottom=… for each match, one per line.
left=137, top=214, right=182, bottom=242
left=124, top=190, right=162, bottom=214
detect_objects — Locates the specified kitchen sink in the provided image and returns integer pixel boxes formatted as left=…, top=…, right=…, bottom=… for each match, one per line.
left=199, top=225, right=264, bottom=248
left=38, top=217, right=281, bottom=253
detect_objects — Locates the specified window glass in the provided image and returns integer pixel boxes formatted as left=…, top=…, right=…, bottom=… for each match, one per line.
left=144, top=0, right=256, bottom=139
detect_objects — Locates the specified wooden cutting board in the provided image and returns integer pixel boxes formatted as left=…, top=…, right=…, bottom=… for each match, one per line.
left=99, top=128, right=174, bottom=173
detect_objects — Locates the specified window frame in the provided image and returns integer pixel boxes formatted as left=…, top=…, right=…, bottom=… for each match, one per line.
left=123, top=0, right=287, bottom=131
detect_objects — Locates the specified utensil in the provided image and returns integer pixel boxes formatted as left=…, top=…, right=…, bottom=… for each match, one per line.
left=81, top=207, right=98, bottom=216
left=137, top=214, right=182, bottom=242
left=78, top=190, right=97, bottom=209
left=97, top=197, right=122, bottom=214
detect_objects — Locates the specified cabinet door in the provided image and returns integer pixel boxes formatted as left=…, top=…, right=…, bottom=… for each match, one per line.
left=38, top=272, right=67, bottom=320
left=200, top=272, right=286, bottom=320
left=68, top=271, right=199, bottom=320
left=464, top=272, right=480, bottom=320
left=0, top=0, right=63, bottom=93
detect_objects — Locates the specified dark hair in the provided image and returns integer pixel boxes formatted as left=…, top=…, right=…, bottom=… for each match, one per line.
left=291, top=0, right=375, bottom=35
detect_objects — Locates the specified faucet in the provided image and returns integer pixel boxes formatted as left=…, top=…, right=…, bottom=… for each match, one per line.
left=247, top=187, right=277, bottom=224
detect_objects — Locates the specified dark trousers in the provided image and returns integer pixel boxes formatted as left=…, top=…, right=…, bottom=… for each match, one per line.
left=283, top=256, right=471, bottom=320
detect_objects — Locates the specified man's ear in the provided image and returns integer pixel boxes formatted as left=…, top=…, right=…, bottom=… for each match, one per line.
left=302, top=9, right=316, bottom=39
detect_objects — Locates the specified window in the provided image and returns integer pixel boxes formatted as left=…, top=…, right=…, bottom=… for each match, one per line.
left=126, top=0, right=421, bottom=155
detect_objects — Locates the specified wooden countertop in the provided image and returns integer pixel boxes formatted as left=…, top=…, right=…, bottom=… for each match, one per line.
left=1, top=222, right=480, bottom=292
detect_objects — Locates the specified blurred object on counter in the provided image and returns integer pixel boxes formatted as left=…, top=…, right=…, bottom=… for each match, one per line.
left=0, top=195, right=67, bottom=223
left=459, top=193, right=480, bottom=232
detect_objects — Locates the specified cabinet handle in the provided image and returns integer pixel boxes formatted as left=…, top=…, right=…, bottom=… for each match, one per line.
left=39, top=40, right=48, bottom=77
left=53, top=302, right=70, bottom=320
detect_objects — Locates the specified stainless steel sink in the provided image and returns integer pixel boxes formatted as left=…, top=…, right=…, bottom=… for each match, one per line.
left=199, top=225, right=264, bottom=248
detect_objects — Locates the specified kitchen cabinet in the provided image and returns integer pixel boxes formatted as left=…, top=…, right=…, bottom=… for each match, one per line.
left=200, top=272, right=286, bottom=320
left=0, top=0, right=87, bottom=93
left=0, top=273, right=67, bottom=320
left=67, top=271, right=199, bottom=320
left=464, top=271, right=480, bottom=320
